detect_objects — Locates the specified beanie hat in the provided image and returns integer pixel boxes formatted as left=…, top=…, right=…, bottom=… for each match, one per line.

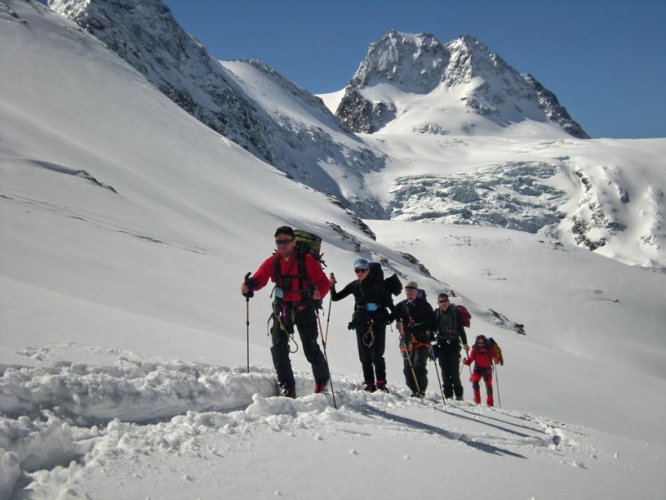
left=274, top=225, right=295, bottom=238
left=405, top=280, right=419, bottom=289
left=353, top=258, right=369, bottom=270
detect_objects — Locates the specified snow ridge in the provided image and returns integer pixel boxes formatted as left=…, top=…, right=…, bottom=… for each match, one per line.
left=0, top=353, right=586, bottom=498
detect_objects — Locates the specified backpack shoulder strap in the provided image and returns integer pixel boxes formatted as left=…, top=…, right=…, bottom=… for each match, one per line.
left=297, top=250, right=308, bottom=280
left=272, top=253, right=280, bottom=283
left=272, top=252, right=300, bottom=283
left=297, top=251, right=310, bottom=293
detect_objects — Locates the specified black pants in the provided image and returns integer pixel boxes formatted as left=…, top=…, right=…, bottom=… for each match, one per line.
left=403, top=345, right=429, bottom=394
left=438, top=344, right=463, bottom=398
left=270, top=303, right=329, bottom=389
left=355, top=321, right=387, bottom=384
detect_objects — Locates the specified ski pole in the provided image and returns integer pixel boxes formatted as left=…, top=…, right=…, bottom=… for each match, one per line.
left=243, top=272, right=255, bottom=374
left=400, top=336, right=423, bottom=400
left=316, top=309, right=338, bottom=409
left=430, top=346, right=446, bottom=405
left=245, top=297, right=250, bottom=373
left=493, top=361, right=501, bottom=408
left=324, top=294, right=332, bottom=345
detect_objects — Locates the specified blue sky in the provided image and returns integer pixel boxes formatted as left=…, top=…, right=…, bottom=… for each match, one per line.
left=162, top=0, right=666, bottom=139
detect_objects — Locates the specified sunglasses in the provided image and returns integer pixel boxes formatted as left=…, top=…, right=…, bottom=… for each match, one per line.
left=355, top=268, right=368, bottom=273
left=275, top=239, right=294, bottom=245
left=438, top=299, right=449, bottom=303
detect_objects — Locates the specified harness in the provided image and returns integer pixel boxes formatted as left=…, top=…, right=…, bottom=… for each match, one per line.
left=269, top=251, right=315, bottom=349
left=352, top=280, right=389, bottom=347
left=399, top=301, right=430, bottom=352
left=272, top=250, right=314, bottom=299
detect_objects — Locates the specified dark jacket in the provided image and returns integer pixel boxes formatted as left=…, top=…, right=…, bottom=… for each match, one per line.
left=395, top=297, right=436, bottom=344
left=435, top=305, right=468, bottom=347
left=331, top=278, right=396, bottom=326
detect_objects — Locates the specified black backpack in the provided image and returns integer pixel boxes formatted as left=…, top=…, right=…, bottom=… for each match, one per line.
left=384, top=273, right=403, bottom=296
left=367, top=262, right=402, bottom=296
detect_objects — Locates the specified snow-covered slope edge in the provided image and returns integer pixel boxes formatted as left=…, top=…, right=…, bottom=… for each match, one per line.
left=46, top=0, right=387, bottom=216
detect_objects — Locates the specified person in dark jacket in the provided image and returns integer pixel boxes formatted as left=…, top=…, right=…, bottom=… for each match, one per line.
left=241, top=226, right=331, bottom=398
left=434, top=293, right=469, bottom=400
left=329, top=258, right=396, bottom=393
left=463, top=334, right=501, bottom=406
left=395, top=281, right=435, bottom=398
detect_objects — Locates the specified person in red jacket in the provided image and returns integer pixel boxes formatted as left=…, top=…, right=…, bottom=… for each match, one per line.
left=463, top=334, right=501, bottom=406
left=241, top=226, right=330, bottom=398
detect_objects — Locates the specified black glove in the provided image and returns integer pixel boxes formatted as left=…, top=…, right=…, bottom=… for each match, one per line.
left=243, top=272, right=257, bottom=298
left=429, top=344, right=439, bottom=361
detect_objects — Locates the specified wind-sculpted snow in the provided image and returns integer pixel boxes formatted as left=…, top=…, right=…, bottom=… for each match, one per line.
left=0, top=360, right=278, bottom=425
left=388, top=161, right=567, bottom=233
left=0, top=356, right=611, bottom=499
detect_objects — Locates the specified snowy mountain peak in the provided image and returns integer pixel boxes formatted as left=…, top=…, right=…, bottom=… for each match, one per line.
left=337, top=30, right=588, bottom=138
left=350, top=30, right=448, bottom=92
left=348, top=30, right=511, bottom=92
left=443, top=33, right=511, bottom=86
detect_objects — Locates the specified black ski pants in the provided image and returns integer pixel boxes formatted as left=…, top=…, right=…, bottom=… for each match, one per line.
left=270, top=303, right=329, bottom=390
left=355, top=321, right=387, bottom=385
left=438, top=344, right=463, bottom=398
left=403, top=345, right=429, bottom=394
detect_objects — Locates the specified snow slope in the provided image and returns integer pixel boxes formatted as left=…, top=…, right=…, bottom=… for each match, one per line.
left=1, top=1, right=665, bottom=499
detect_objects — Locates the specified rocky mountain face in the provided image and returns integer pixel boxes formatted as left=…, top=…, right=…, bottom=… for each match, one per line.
left=522, top=74, right=589, bottom=139
left=47, top=0, right=385, bottom=214
left=337, top=31, right=589, bottom=138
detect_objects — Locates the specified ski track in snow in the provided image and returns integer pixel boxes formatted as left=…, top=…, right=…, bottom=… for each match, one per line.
left=0, top=344, right=609, bottom=496
left=1, top=192, right=213, bottom=257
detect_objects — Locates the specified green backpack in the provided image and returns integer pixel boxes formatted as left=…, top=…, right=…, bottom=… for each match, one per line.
left=294, top=229, right=325, bottom=267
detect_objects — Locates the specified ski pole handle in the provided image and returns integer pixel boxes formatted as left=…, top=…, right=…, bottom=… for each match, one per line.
left=243, top=272, right=255, bottom=298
